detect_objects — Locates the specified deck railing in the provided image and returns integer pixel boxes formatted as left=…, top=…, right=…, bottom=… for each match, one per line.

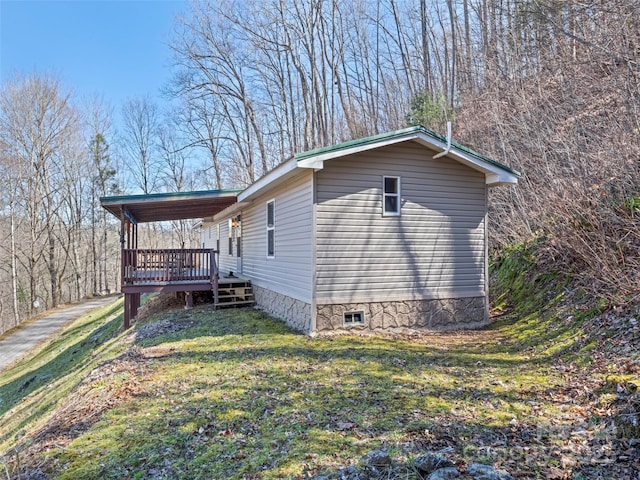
left=122, top=249, right=218, bottom=285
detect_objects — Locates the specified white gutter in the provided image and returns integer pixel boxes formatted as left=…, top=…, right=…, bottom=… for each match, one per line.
left=433, top=121, right=452, bottom=159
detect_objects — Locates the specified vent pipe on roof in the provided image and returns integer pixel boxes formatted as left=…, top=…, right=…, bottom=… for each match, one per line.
left=433, top=121, right=452, bottom=159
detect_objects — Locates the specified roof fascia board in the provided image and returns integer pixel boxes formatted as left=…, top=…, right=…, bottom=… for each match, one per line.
left=411, top=135, right=519, bottom=186
left=100, top=189, right=242, bottom=207
left=485, top=173, right=519, bottom=187
left=211, top=200, right=251, bottom=223
left=238, top=157, right=298, bottom=202
left=297, top=129, right=518, bottom=186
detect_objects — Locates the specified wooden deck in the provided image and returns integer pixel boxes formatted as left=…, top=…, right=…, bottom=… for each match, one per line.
left=101, top=190, right=245, bottom=330
left=120, top=249, right=254, bottom=327
left=121, top=248, right=219, bottom=327
left=123, top=249, right=215, bottom=284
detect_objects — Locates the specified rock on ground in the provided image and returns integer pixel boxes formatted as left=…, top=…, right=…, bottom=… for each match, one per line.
left=467, top=463, right=514, bottom=480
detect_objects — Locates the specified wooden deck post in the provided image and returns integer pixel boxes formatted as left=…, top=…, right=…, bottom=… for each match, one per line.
left=133, top=292, right=140, bottom=316
left=210, top=249, right=219, bottom=309
left=124, top=293, right=132, bottom=329
left=123, top=292, right=140, bottom=329
left=185, top=291, right=193, bottom=310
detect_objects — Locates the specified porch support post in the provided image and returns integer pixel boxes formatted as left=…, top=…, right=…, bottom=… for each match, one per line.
left=120, top=210, right=126, bottom=290
left=124, top=293, right=132, bottom=329
left=185, top=291, right=193, bottom=310
left=133, top=292, right=141, bottom=316
left=123, top=292, right=140, bottom=330
left=210, top=249, right=219, bottom=309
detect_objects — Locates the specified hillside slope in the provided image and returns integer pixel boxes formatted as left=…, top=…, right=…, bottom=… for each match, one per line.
left=0, top=286, right=638, bottom=479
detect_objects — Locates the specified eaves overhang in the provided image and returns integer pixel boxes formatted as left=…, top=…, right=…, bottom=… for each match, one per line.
left=100, top=189, right=243, bottom=223
left=162, top=127, right=520, bottom=226
left=295, top=125, right=520, bottom=186
left=236, top=157, right=299, bottom=203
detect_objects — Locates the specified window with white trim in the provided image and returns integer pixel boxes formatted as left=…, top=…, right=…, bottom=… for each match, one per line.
left=216, top=224, right=220, bottom=253
left=343, top=310, right=365, bottom=326
left=383, top=176, right=401, bottom=216
left=266, top=199, right=275, bottom=258
left=228, top=219, right=233, bottom=256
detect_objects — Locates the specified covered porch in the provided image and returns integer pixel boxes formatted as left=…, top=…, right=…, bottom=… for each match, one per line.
left=101, top=189, right=242, bottom=328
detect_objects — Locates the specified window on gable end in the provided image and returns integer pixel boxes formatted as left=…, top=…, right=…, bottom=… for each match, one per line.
left=383, top=176, right=401, bottom=216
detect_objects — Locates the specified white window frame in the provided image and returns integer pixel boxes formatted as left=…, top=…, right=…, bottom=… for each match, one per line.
left=228, top=219, right=233, bottom=256
left=266, top=199, right=275, bottom=258
left=382, top=176, right=401, bottom=216
left=343, top=310, right=365, bottom=326
left=216, top=223, right=220, bottom=253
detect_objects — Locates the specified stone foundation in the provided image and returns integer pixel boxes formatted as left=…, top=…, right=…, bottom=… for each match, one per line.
left=252, top=285, right=312, bottom=333
left=315, top=297, right=487, bottom=333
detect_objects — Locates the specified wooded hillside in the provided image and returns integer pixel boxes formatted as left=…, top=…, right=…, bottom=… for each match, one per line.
left=1, top=0, right=638, bottom=333
left=171, top=0, right=640, bottom=306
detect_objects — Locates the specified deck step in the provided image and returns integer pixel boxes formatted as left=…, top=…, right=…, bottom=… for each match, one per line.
left=215, top=279, right=255, bottom=308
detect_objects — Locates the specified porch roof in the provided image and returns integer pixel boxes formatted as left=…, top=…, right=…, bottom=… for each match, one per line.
left=100, top=189, right=242, bottom=223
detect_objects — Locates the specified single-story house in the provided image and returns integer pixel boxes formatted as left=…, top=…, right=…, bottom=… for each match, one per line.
left=199, top=125, right=519, bottom=333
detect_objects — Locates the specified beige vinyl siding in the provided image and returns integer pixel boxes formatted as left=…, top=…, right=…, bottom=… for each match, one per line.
left=315, top=141, right=486, bottom=303
left=215, top=219, right=235, bottom=274
left=201, top=223, right=215, bottom=250
left=201, top=222, right=228, bottom=272
left=201, top=223, right=220, bottom=249
left=238, top=170, right=314, bottom=303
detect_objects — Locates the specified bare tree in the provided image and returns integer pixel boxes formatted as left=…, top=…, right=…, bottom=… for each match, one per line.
left=121, top=96, right=160, bottom=194
left=0, top=73, right=80, bottom=310
left=84, top=95, right=117, bottom=295
left=173, top=92, right=227, bottom=189
left=158, top=118, right=193, bottom=192
left=0, top=145, right=22, bottom=327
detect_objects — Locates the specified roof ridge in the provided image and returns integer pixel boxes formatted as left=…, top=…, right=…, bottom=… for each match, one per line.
left=294, top=125, right=520, bottom=177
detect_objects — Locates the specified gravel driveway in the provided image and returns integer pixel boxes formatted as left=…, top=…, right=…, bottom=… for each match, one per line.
left=0, top=296, right=120, bottom=373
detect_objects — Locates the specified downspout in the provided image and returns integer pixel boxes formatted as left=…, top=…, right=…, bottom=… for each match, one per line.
left=433, top=121, right=452, bottom=159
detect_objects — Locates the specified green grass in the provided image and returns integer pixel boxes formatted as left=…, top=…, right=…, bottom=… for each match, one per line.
left=0, top=296, right=607, bottom=480
left=0, top=298, right=126, bottom=454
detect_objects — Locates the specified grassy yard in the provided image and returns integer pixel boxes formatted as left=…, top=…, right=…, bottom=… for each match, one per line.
left=0, top=295, right=635, bottom=479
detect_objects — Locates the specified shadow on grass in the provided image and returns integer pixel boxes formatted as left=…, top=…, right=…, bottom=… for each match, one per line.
left=139, top=301, right=595, bottom=373
left=56, top=407, right=582, bottom=479
left=0, top=301, right=124, bottom=424
left=141, top=342, right=574, bottom=409
left=136, top=306, right=563, bottom=370
left=23, top=306, right=599, bottom=480
left=486, top=304, right=598, bottom=364
left=131, top=308, right=573, bottom=417
left=51, top=341, right=584, bottom=480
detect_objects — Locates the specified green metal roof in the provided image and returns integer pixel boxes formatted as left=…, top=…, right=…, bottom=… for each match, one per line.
left=102, top=127, right=519, bottom=223
left=100, top=189, right=243, bottom=204
left=294, top=125, right=521, bottom=177
left=100, top=189, right=243, bottom=223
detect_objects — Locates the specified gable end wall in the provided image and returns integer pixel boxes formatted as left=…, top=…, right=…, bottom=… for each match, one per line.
left=313, top=141, right=488, bottom=331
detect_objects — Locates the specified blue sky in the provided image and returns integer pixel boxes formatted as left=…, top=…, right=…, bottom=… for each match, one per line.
left=0, top=0, right=186, bottom=110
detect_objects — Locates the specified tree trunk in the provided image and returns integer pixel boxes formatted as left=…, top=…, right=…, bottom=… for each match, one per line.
left=48, top=229, right=59, bottom=307
left=10, top=205, right=20, bottom=326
